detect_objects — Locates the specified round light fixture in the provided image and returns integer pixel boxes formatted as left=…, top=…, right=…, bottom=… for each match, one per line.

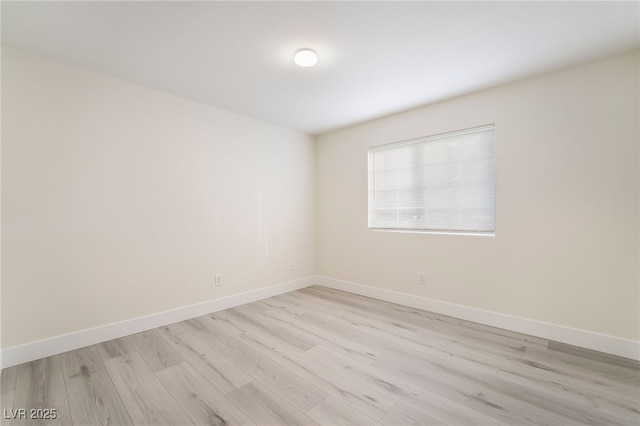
left=294, top=48, right=318, bottom=67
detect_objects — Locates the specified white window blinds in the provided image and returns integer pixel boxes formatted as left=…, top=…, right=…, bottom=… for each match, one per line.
left=368, top=125, right=495, bottom=234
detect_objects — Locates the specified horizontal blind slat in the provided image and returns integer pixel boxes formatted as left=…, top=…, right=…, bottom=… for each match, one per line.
left=368, top=125, right=495, bottom=233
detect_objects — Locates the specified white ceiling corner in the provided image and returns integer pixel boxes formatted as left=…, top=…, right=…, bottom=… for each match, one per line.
left=2, top=1, right=639, bottom=135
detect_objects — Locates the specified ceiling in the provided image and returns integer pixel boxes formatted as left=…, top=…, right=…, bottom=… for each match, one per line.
left=2, top=1, right=639, bottom=135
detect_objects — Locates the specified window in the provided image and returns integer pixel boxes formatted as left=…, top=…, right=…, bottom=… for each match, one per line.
left=368, top=125, right=495, bottom=234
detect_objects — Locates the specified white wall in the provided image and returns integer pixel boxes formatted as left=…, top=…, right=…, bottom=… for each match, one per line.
left=2, top=46, right=638, bottom=359
left=316, top=50, right=639, bottom=342
left=1, top=47, right=315, bottom=348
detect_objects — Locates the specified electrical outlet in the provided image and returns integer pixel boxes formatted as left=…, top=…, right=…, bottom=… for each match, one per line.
left=289, top=264, right=295, bottom=272
left=418, top=273, right=426, bottom=285
left=215, top=274, right=223, bottom=286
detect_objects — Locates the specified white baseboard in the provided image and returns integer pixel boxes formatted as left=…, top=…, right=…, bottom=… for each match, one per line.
left=315, top=276, right=640, bottom=361
left=1, top=276, right=315, bottom=369
left=3, top=274, right=638, bottom=369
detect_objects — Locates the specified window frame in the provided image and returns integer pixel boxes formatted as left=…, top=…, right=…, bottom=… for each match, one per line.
left=367, top=124, right=496, bottom=236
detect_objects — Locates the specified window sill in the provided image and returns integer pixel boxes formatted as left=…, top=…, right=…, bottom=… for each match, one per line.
left=368, top=228, right=495, bottom=237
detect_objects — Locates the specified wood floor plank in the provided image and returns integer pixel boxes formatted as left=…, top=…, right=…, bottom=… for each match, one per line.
left=212, top=310, right=308, bottom=356
left=194, top=320, right=329, bottom=412
left=127, top=329, right=183, bottom=373
left=297, top=309, right=453, bottom=368
left=223, top=305, right=378, bottom=366
left=156, top=362, right=254, bottom=426
left=302, top=285, right=543, bottom=355
left=4, top=285, right=638, bottom=426
left=306, top=396, right=381, bottom=426
left=179, top=318, right=209, bottom=334
left=282, top=288, right=482, bottom=354
left=103, top=352, right=192, bottom=425
left=1, top=366, right=18, bottom=426
left=304, top=286, right=547, bottom=348
left=510, top=350, right=640, bottom=404
left=96, top=336, right=136, bottom=361
left=12, top=355, right=72, bottom=426
left=302, top=283, right=547, bottom=351
left=60, top=346, right=133, bottom=426
left=230, top=300, right=272, bottom=317
left=217, top=320, right=399, bottom=422
left=380, top=402, right=445, bottom=426
left=548, top=340, right=640, bottom=370
left=439, top=354, right=630, bottom=426
left=376, top=351, right=613, bottom=426
left=199, top=313, right=248, bottom=336
left=225, top=307, right=319, bottom=351
left=260, top=295, right=309, bottom=315
left=227, top=381, right=318, bottom=426
left=525, top=346, right=640, bottom=389
left=280, top=288, right=518, bottom=372
left=156, top=323, right=252, bottom=394
left=496, top=364, right=640, bottom=424
left=288, top=350, right=396, bottom=421
left=307, top=344, right=507, bottom=426
left=300, top=286, right=542, bottom=359
left=263, top=305, right=382, bottom=364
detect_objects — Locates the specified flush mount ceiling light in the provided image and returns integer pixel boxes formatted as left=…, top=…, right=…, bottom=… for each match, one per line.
left=294, top=48, right=318, bottom=67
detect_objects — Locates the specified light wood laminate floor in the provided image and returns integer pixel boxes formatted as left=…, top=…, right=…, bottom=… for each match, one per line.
left=1, top=285, right=639, bottom=425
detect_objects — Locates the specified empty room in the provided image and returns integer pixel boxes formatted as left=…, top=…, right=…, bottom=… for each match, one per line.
left=1, top=1, right=639, bottom=425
